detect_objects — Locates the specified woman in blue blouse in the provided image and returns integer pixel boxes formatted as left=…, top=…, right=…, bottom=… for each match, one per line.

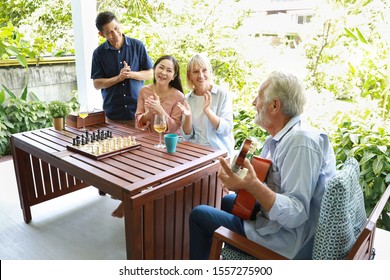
left=178, top=54, right=234, bottom=157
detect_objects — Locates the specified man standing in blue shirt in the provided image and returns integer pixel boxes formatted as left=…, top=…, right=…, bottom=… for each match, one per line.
left=189, top=71, right=336, bottom=259
left=91, top=11, right=153, bottom=127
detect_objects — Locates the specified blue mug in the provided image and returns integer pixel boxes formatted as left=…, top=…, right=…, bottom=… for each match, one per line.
left=164, top=134, right=184, bottom=153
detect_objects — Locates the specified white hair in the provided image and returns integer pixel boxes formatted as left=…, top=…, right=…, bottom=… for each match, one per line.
left=264, top=71, right=306, bottom=117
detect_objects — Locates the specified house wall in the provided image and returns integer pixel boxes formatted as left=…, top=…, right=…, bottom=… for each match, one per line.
left=0, top=62, right=77, bottom=102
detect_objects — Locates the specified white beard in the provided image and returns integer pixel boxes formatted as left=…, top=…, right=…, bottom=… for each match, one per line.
left=254, top=106, right=270, bottom=129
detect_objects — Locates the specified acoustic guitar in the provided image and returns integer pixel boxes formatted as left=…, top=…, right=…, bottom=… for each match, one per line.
left=230, top=139, right=271, bottom=220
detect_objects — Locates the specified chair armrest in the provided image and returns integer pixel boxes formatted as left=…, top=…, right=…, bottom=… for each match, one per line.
left=209, top=226, right=288, bottom=260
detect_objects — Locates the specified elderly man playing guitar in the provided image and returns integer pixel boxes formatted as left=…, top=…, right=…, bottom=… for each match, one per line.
left=189, top=71, right=336, bottom=260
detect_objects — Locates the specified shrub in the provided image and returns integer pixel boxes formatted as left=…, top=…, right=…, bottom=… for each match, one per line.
left=233, top=109, right=268, bottom=154
left=330, top=110, right=390, bottom=230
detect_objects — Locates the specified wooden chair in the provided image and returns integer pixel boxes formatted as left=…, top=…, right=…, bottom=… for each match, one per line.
left=209, top=158, right=390, bottom=260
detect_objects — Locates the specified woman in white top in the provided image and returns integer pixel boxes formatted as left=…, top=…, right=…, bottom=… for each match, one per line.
left=178, top=54, right=234, bottom=157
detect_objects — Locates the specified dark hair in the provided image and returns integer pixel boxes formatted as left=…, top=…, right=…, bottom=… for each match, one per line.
left=95, top=11, right=117, bottom=32
left=153, top=55, right=183, bottom=93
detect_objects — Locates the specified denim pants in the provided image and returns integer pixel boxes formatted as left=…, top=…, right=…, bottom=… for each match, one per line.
left=189, top=193, right=246, bottom=260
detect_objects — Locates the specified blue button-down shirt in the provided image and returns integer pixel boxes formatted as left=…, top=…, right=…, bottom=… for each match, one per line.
left=243, top=115, right=336, bottom=259
left=91, top=35, right=153, bottom=120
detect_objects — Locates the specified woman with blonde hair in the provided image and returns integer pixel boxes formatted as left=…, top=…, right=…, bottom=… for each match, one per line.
left=178, top=53, right=234, bottom=156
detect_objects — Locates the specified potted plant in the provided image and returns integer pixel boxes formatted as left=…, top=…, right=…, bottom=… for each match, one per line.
left=47, top=100, right=71, bottom=130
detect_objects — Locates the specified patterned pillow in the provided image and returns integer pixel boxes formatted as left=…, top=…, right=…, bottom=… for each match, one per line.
left=312, top=157, right=367, bottom=260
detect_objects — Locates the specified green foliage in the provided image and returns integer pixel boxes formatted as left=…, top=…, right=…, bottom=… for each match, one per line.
left=0, top=22, right=33, bottom=65
left=6, top=98, right=51, bottom=133
left=0, top=98, right=52, bottom=156
left=0, top=104, right=13, bottom=156
left=330, top=111, right=390, bottom=230
left=0, top=86, right=77, bottom=157
left=304, top=0, right=390, bottom=118
left=47, top=100, right=71, bottom=118
left=233, top=109, right=268, bottom=154
left=0, top=0, right=73, bottom=61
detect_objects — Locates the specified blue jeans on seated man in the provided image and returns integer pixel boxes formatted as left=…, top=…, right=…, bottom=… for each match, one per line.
left=189, top=193, right=252, bottom=260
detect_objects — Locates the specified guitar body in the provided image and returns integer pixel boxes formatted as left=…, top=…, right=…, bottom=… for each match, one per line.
left=230, top=139, right=271, bottom=220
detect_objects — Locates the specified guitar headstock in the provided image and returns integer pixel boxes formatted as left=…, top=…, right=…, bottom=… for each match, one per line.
left=247, top=143, right=257, bottom=157
left=231, top=139, right=257, bottom=174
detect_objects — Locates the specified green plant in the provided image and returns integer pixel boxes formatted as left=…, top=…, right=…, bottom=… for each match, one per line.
left=0, top=98, right=52, bottom=156
left=233, top=109, right=269, bottom=155
left=0, top=82, right=51, bottom=156
left=6, top=98, right=51, bottom=132
left=47, top=100, right=71, bottom=118
left=330, top=110, right=390, bottom=230
left=303, top=0, right=390, bottom=119
left=0, top=104, right=13, bottom=156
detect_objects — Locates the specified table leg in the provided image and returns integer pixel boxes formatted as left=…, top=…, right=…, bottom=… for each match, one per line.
left=11, top=145, right=33, bottom=223
left=123, top=193, right=143, bottom=259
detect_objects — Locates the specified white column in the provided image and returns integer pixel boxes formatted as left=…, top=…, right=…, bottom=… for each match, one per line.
left=71, top=0, right=102, bottom=111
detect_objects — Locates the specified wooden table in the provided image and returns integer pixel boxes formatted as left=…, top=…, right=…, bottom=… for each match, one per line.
left=11, top=123, right=227, bottom=259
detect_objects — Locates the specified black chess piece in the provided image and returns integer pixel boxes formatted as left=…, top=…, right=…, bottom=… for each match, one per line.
left=75, top=136, right=81, bottom=146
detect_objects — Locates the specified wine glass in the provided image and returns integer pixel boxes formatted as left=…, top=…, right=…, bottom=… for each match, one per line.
left=78, top=104, right=89, bottom=131
left=153, top=114, right=167, bottom=148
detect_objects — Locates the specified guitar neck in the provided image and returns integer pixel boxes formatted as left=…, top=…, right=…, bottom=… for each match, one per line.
left=231, top=140, right=257, bottom=178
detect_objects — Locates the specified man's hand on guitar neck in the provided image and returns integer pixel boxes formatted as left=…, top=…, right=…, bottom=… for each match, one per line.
left=218, top=157, right=276, bottom=212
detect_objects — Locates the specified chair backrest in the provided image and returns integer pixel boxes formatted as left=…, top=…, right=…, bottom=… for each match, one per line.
left=312, top=157, right=367, bottom=259
left=346, top=183, right=390, bottom=259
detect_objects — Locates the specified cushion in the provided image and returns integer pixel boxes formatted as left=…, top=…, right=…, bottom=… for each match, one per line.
left=221, top=246, right=257, bottom=260
left=312, top=157, right=367, bottom=259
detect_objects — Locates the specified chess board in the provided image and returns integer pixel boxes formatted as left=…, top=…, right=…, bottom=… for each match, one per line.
left=66, top=129, right=141, bottom=160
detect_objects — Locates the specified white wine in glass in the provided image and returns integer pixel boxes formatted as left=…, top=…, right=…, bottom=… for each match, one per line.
left=153, top=114, right=167, bottom=148
left=78, top=105, right=89, bottom=131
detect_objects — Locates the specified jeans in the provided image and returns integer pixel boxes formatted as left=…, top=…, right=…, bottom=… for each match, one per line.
left=189, top=193, right=246, bottom=260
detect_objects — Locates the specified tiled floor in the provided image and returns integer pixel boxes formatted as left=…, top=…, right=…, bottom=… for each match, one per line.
left=0, top=155, right=389, bottom=260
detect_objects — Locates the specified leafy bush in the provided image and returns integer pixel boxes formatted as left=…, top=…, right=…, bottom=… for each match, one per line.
left=330, top=111, right=390, bottom=230
left=233, top=109, right=268, bottom=154
left=0, top=104, right=13, bottom=155
left=303, top=1, right=390, bottom=119
left=0, top=85, right=78, bottom=157
left=0, top=98, right=52, bottom=156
